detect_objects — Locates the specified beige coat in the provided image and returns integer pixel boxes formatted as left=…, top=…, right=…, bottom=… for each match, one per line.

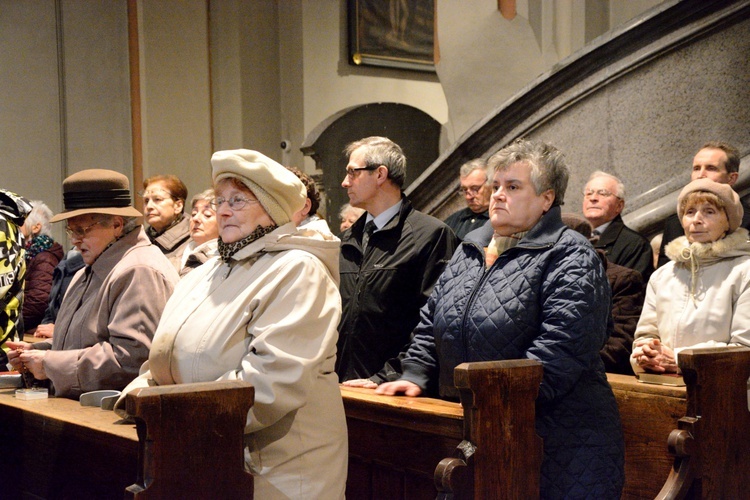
left=119, top=223, right=347, bottom=499
left=633, top=228, right=750, bottom=372
left=38, top=227, right=179, bottom=398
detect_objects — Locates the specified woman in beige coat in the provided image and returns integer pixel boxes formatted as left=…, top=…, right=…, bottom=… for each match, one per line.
left=118, top=149, right=347, bottom=499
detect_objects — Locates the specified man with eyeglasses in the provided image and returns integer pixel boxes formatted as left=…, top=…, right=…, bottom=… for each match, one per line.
left=582, top=170, right=654, bottom=282
left=337, top=136, right=459, bottom=383
left=443, top=158, right=491, bottom=240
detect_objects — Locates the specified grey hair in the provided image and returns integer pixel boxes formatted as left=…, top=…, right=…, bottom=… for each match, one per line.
left=25, top=200, right=54, bottom=236
left=339, top=203, right=365, bottom=219
left=587, top=170, right=625, bottom=199
left=344, top=136, right=407, bottom=188
left=487, top=139, right=569, bottom=207
left=191, top=188, right=215, bottom=208
left=459, top=158, right=488, bottom=180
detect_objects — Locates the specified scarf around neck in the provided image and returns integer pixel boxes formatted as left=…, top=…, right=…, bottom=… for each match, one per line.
left=218, top=224, right=278, bottom=262
left=146, top=213, right=185, bottom=241
left=25, top=234, right=54, bottom=262
left=665, top=228, right=750, bottom=302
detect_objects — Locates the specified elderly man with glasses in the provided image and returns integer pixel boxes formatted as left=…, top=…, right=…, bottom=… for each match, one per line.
left=443, top=158, right=492, bottom=240
left=582, top=170, right=654, bottom=282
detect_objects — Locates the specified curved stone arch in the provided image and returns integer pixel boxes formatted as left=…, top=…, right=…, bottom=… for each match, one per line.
left=408, top=0, right=750, bottom=237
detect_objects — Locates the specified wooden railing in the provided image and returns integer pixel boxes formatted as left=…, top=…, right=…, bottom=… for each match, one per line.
left=343, top=347, right=750, bottom=499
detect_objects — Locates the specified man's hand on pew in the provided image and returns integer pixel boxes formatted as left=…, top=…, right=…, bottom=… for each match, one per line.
left=375, top=380, right=423, bottom=397
left=341, top=378, right=379, bottom=389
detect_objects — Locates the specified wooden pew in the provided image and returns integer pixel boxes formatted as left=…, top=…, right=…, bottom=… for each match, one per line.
left=342, top=347, right=750, bottom=499
left=0, top=379, right=254, bottom=499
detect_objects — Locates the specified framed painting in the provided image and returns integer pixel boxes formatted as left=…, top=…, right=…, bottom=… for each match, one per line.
left=348, top=0, right=435, bottom=73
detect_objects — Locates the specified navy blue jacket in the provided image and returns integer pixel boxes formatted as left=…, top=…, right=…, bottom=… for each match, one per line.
left=401, top=206, right=624, bottom=499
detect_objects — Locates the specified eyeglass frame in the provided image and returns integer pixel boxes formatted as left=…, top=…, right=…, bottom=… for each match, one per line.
left=458, top=185, right=486, bottom=196
left=345, top=164, right=380, bottom=179
left=209, top=195, right=261, bottom=211
left=582, top=188, right=621, bottom=199
left=65, top=220, right=103, bottom=240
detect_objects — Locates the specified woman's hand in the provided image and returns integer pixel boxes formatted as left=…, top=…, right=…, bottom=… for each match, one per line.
left=17, top=350, right=49, bottom=380
left=6, top=341, right=31, bottom=370
left=34, top=323, right=55, bottom=338
left=632, top=338, right=678, bottom=373
left=341, top=378, right=378, bottom=389
left=375, top=380, right=423, bottom=397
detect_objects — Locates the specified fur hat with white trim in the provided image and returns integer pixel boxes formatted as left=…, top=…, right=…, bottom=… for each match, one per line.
left=211, top=149, right=305, bottom=226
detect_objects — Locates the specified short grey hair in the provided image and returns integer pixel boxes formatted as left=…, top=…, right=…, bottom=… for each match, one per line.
left=25, top=200, right=54, bottom=236
left=459, top=158, right=488, bottom=180
left=191, top=188, right=215, bottom=209
left=339, top=203, right=365, bottom=220
left=344, top=136, right=407, bottom=188
left=586, top=170, right=625, bottom=199
left=487, top=139, right=569, bottom=207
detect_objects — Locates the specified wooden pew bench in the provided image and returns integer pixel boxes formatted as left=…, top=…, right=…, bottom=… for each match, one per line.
left=0, top=380, right=254, bottom=499
left=342, top=347, right=750, bottom=499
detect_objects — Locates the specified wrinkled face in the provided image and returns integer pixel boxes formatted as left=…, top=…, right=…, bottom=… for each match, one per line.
left=582, top=176, right=624, bottom=228
left=143, top=181, right=183, bottom=233
left=215, top=179, right=274, bottom=244
left=460, top=169, right=491, bottom=214
left=692, top=148, right=736, bottom=185
left=66, top=214, right=121, bottom=265
left=489, top=162, right=554, bottom=237
left=189, top=199, right=218, bottom=245
left=341, top=146, right=379, bottom=212
left=681, top=201, right=730, bottom=243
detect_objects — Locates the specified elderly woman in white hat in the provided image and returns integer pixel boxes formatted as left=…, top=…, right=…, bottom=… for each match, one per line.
left=116, top=150, right=347, bottom=498
left=632, top=178, right=750, bottom=374
left=7, top=169, right=179, bottom=398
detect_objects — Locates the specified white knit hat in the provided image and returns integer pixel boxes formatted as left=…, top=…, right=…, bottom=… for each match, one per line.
left=211, top=149, right=305, bottom=225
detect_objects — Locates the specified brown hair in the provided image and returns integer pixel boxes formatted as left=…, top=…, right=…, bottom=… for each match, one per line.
left=144, top=174, right=188, bottom=203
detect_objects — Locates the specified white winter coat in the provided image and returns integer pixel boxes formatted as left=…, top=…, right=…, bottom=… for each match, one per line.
left=118, top=222, right=347, bottom=499
left=633, top=228, right=750, bottom=371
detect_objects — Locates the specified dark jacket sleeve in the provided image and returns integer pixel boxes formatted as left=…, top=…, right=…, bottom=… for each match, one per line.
left=657, top=214, right=683, bottom=268
left=23, top=250, right=62, bottom=330
left=601, top=263, right=645, bottom=374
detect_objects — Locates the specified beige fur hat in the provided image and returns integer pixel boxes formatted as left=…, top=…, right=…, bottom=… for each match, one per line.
left=211, top=149, right=305, bottom=226
left=50, top=169, right=142, bottom=222
left=677, top=178, right=743, bottom=233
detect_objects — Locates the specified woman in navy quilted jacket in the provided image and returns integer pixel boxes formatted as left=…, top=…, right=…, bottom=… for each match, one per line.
left=377, top=139, right=624, bottom=499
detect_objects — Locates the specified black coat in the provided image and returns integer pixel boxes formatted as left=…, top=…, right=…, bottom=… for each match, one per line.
left=336, top=198, right=458, bottom=381
left=594, top=215, right=654, bottom=282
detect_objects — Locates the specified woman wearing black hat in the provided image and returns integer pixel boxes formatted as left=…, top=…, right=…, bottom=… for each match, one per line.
left=7, top=169, right=180, bottom=398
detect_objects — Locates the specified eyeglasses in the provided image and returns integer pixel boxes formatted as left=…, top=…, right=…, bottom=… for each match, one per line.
left=345, top=165, right=379, bottom=179
left=65, top=221, right=102, bottom=240
left=583, top=189, right=619, bottom=199
left=458, top=185, right=485, bottom=196
left=209, top=195, right=260, bottom=210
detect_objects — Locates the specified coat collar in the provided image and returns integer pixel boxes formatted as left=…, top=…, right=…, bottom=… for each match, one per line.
left=342, top=196, right=415, bottom=250
left=464, top=206, right=566, bottom=249
left=593, top=215, right=624, bottom=247
left=90, top=226, right=151, bottom=278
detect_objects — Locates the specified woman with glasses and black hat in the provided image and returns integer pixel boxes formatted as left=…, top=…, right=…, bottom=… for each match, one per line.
left=116, top=150, right=347, bottom=499
left=7, top=169, right=179, bottom=399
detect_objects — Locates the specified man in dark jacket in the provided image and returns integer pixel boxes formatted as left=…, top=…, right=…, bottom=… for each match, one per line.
left=443, top=158, right=491, bottom=240
left=337, top=136, right=458, bottom=382
left=583, top=170, right=653, bottom=282
left=378, top=139, right=624, bottom=499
